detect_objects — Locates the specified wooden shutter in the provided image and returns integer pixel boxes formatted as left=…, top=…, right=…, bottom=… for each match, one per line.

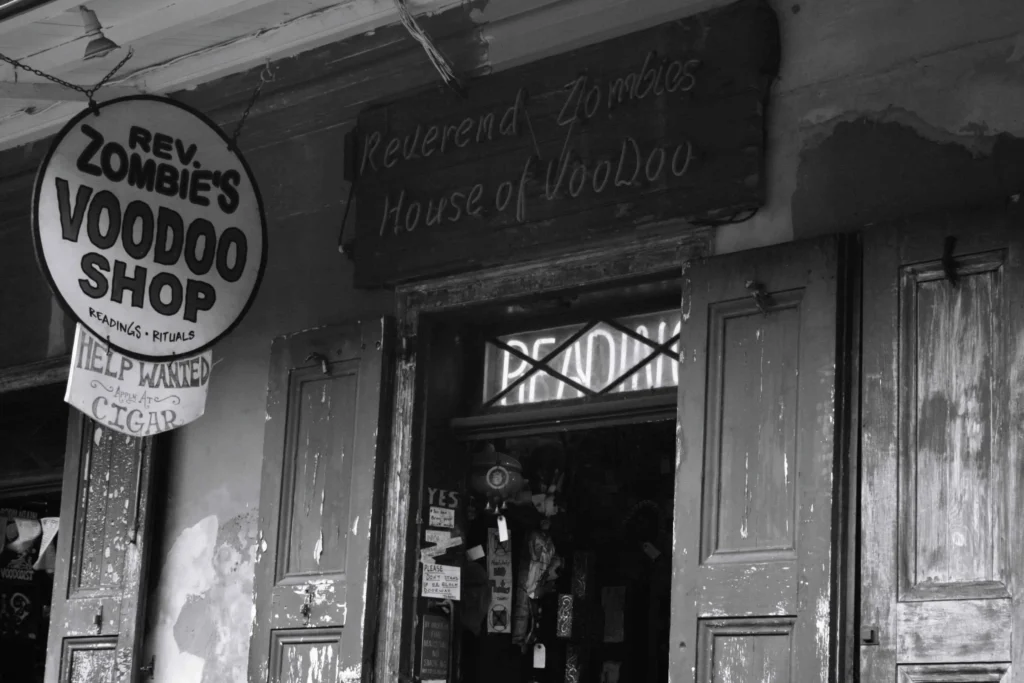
left=248, top=319, right=393, bottom=683
left=44, top=413, right=157, bottom=683
left=671, top=238, right=841, bottom=682
left=860, top=210, right=1024, bottom=682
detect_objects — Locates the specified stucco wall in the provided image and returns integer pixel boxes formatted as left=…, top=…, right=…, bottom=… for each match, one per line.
left=2, top=0, right=1023, bottom=681
left=141, top=122, right=392, bottom=683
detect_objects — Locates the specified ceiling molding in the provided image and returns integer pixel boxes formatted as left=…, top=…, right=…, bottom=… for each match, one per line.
left=0, top=0, right=81, bottom=37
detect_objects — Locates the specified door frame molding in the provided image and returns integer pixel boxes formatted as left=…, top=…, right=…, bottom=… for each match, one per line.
left=373, top=222, right=714, bottom=683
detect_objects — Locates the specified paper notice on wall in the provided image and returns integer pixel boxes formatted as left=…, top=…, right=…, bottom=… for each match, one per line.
left=422, top=564, right=461, bottom=600
left=425, top=530, right=451, bottom=545
left=65, top=325, right=211, bottom=437
left=486, top=528, right=513, bottom=633
left=420, top=536, right=463, bottom=563
left=428, top=506, right=455, bottom=529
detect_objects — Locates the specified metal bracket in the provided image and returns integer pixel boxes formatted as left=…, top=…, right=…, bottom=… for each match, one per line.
left=301, top=585, right=317, bottom=625
left=399, top=335, right=418, bottom=363
left=745, top=280, right=772, bottom=316
left=942, top=236, right=959, bottom=287
left=139, top=655, right=156, bottom=679
left=305, top=352, right=330, bottom=375
left=860, top=626, right=880, bottom=646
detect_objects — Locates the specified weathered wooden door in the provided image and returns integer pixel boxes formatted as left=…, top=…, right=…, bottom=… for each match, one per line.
left=248, top=319, right=393, bottom=683
left=860, top=210, right=1024, bottom=682
left=44, top=413, right=157, bottom=683
left=671, top=238, right=841, bottom=682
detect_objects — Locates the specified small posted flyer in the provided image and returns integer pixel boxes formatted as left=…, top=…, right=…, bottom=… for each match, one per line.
left=422, top=563, right=461, bottom=601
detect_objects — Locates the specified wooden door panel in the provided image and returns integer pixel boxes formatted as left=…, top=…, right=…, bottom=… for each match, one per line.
left=697, top=618, right=795, bottom=683
left=703, top=293, right=801, bottom=560
left=673, top=237, right=840, bottom=683
left=899, top=253, right=1009, bottom=601
left=895, top=600, right=1010, bottom=663
left=45, top=416, right=156, bottom=683
left=61, top=638, right=115, bottom=683
left=274, top=361, right=361, bottom=626
left=267, top=629, right=343, bottom=682
left=897, top=663, right=1010, bottom=683
left=698, top=561, right=795, bottom=617
left=860, top=209, right=1023, bottom=682
left=249, top=319, right=393, bottom=683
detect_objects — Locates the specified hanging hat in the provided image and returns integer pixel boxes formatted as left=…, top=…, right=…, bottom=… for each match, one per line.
left=33, top=517, right=59, bottom=573
left=5, top=517, right=42, bottom=554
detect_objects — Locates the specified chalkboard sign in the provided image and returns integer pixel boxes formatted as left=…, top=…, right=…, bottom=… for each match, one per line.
left=349, top=0, right=779, bottom=287
left=420, top=613, right=451, bottom=680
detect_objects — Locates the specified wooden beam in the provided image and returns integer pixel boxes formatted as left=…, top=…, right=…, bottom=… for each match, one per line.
left=0, top=0, right=82, bottom=38
left=0, top=355, right=70, bottom=394
left=0, top=81, right=143, bottom=101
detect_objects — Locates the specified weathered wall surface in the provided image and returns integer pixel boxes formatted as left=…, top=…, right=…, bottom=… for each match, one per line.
left=1, top=0, right=1023, bottom=681
left=141, top=121, right=393, bottom=683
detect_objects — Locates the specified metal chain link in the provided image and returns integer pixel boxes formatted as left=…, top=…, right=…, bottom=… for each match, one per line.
left=229, top=62, right=275, bottom=151
left=1, top=47, right=273, bottom=146
left=0, top=47, right=134, bottom=108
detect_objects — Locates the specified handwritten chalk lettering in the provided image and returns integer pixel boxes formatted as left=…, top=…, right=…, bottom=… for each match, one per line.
left=546, top=138, right=695, bottom=200
left=378, top=184, right=487, bottom=236
left=360, top=89, right=525, bottom=176
left=57, top=178, right=248, bottom=323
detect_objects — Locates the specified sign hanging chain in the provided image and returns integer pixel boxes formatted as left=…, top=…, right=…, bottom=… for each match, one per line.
left=393, top=0, right=464, bottom=96
left=0, top=48, right=134, bottom=114
left=228, top=62, right=275, bottom=152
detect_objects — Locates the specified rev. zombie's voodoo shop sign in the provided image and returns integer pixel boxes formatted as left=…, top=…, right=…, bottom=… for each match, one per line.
left=66, top=324, right=211, bottom=437
left=33, top=95, right=267, bottom=361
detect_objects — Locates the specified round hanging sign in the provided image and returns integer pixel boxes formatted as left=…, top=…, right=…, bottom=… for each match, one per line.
left=33, top=95, right=267, bottom=361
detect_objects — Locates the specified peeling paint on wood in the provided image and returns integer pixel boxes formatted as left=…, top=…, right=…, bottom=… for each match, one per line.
left=860, top=208, right=1024, bottom=679
left=250, top=321, right=392, bottom=682
left=672, top=237, right=840, bottom=682
left=45, top=414, right=156, bottom=683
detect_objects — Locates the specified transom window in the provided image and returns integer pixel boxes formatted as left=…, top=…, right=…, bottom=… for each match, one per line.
left=482, top=308, right=681, bottom=407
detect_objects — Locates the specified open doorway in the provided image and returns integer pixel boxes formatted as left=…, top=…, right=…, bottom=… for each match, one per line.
left=457, top=420, right=675, bottom=683
left=411, top=285, right=683, bottom=683
left=0, top=382, right=67, bottom=683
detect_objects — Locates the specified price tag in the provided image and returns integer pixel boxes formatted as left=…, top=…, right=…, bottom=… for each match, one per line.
left=642, top=542, right=661, bottom=560
left=497, top=515, right=509, bottom=543
left=533, top=643, right=546, bottom=669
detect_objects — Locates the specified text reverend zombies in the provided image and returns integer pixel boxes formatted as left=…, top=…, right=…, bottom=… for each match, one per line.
left=59, top=124, right=248, bottom=330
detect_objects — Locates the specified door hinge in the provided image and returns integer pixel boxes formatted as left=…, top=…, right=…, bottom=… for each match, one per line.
left=139, top=655, right=155, bottom=678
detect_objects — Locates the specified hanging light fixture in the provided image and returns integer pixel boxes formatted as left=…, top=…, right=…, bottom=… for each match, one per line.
left=79, top=5, right=118, bottom=60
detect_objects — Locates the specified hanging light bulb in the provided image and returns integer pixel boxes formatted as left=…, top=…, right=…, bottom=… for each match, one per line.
left=79, top=6, right=119, bottom=60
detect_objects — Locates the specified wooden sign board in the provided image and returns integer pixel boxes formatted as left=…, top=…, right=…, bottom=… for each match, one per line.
left=349, top=0, right=779, bottom=287
left=420, top=613, right=451, bottom=681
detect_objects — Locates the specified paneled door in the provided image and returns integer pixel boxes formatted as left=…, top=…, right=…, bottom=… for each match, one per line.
left=860, top=210, right=1024, bottom=682
left=671, top=237, right=842, bottom=682
left=44, top=415, right=157, bottom=683
left=248, top=319, right=393, bottom=683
